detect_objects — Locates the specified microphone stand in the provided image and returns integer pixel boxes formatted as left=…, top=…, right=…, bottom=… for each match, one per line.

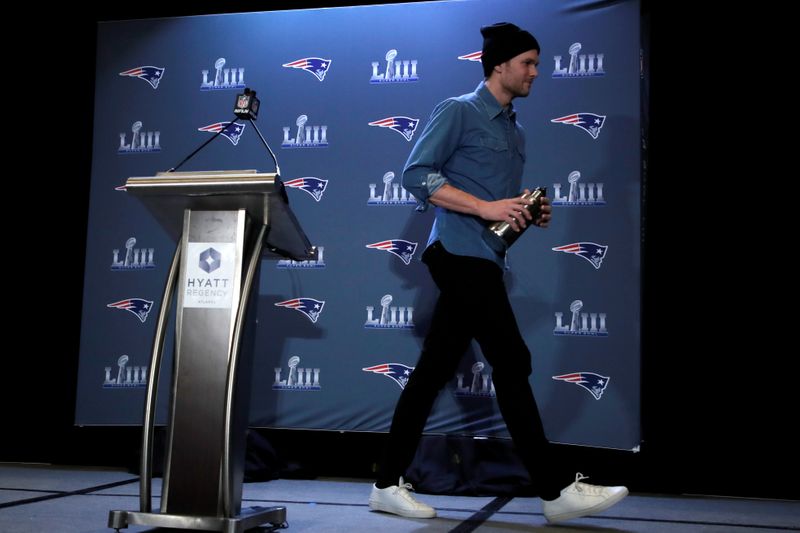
left=163, top=88, right=281, bottom=178
left=244, top=118, right=281, bottom=177
left=164, top=119, right=240, bottom=173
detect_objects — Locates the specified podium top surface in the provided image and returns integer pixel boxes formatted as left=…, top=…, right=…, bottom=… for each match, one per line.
left=125, top=170, right=315, bottom=261
left=126, top=170, right=277, bottom=196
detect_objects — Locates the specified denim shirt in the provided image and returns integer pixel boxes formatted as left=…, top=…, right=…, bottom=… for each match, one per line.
left=402, top=81, right=525, bottom=268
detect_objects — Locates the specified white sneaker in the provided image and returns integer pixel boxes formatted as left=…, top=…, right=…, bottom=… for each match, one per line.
left=368, top=477, right=437, bottom=518
left=542, top=473, right=628, bottom=523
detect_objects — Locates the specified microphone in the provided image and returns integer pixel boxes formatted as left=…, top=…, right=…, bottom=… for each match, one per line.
left=234, top=88, right=281, bottom=177
left=234, top=88, right=260, bottom=120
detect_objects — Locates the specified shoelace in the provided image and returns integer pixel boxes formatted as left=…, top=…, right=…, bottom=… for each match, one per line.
left=572, top=473, right=604, bottom=495
left=394, top=481, right=422, bottom=503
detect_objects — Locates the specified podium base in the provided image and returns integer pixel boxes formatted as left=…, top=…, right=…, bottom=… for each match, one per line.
left=108, top=506, right=287, bottom=533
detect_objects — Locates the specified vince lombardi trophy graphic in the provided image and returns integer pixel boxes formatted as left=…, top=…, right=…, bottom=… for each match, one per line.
left=214, top=58, right=226, bottom=86
left=568, top=171, right=581, bottom=202
left=131, top=121, right=143, bottom=150
left=124, top=237, right=137, bottom=267
left=568, top=43, right=582, bottom=74
left=385, top=49, right=397, bottom=79
left=380, top=294, right=393, bottom=325
left=470, top=362, right=484, bottom=393
left=116, top=355, right=129, bottom=384
left=382, top=172, right=394, bottom=201
left=287, top=355, right=300, bottom=386
left=570, top=300, right=583, bottom=331
left=295, top=115, right=308, bottom=144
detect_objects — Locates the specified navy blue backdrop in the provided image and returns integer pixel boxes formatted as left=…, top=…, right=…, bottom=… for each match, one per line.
left=76, top=0, right=643, bottom=451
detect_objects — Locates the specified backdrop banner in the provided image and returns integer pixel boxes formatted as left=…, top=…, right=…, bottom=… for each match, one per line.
left=76, top=0, right=642, bottom=451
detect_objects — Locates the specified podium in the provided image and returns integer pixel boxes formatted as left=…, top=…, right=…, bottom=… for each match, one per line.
left=109, top=170, right=316, bottom=533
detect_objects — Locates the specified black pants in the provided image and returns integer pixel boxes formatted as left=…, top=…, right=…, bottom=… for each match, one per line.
left=377, top=242, right=567, bottom=500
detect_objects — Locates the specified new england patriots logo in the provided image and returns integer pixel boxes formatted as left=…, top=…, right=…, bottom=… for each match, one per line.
left=552, top=242, right=608, bottom=269
left=107, top=298, right=154, bottom=323
left=366, top=239, right=417, bottom=265
left=274, top=298, right=325, bottom=323
left=282, top=57, right=332, bottom=82
left=362, top=363, right=415, bottom=389
left=551, top=113, right=606, bottom=139
left=198, top=121, right=246, bottom=145
left=284, top=177, right=328, bottom=202
left=553, top=372, right=610, bottom=400
left=368, top=116, right=419, bottom=141
left=458, top=51, right=483, bottom=62
left=119, top=66, right=165, bottom=89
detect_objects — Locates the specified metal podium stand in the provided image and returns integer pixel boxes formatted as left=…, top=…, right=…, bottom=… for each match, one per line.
left=108, top=170, right=316, bottom=533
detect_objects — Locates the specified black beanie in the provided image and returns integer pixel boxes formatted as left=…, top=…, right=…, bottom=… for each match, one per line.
left=480, top=22, right=540, bottom=78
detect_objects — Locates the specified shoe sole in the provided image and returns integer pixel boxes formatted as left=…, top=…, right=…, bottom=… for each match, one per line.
left=545, top=487, right=629, bottom=523
left=368, top=499, right=437, bottom=519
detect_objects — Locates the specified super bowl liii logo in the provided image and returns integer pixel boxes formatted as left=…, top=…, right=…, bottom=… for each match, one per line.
left=370, top=49, right=418, bottom=83
left=273, top=356, right=321, bottom=391
left=365, top=294, right=414, bottom=329
left=200, top=57, right=246, bottom=90
left=552, top=43, right=605, bottom=78
left=277, top=246, right=326, bottom=269
left=111, top=237, right=155, bottom=271
left=282, top=115, right=329, bottom=148
left=552, top=171, right=605, bottom=206
left=368, top=172, right=416, bottom=206
left=554, top=300, right=608, bottom=337
left=118, top=121, right=161, bottom=153
left=103, top=355, right=147, bottom=388
left=453, top=361, right=496, bottom=398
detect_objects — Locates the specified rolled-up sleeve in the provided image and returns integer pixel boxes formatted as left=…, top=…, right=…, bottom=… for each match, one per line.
left=402, top=99, right=463, bottom=212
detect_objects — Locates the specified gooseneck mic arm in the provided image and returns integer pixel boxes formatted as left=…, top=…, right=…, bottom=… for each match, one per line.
left=164, top=120, right=238, bottom=173
left=246, top=119, right=281, bottom=177
left=163, top=87, right=281, bottom=176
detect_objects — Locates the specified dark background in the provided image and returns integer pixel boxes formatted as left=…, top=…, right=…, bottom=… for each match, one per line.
left=5, top=1, right=792, bottom=500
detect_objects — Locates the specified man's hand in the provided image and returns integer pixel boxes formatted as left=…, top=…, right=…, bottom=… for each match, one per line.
left=533, top=196, right=551, bottom=228
left=428, top=185, right=552, bottom=232
left=478, top=189, right=552, bottom=232
left=478, top=194, right=534, bottom=232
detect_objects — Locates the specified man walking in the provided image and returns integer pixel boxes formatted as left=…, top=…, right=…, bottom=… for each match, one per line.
left=368, top=22, right=628, bottom=524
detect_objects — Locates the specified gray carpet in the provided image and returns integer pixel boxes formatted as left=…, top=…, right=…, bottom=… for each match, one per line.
left=1, top=464, right=797, bottom=532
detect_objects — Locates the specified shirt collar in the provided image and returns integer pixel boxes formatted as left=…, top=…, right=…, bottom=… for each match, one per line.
left=475, top=80, right=515, bottom=121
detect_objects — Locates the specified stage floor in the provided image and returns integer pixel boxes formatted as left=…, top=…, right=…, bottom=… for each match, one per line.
left=1, top=464, right=797, bottom=532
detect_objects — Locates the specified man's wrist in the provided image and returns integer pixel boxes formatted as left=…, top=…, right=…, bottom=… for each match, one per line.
left=473, top=198, right=488, bottom=219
